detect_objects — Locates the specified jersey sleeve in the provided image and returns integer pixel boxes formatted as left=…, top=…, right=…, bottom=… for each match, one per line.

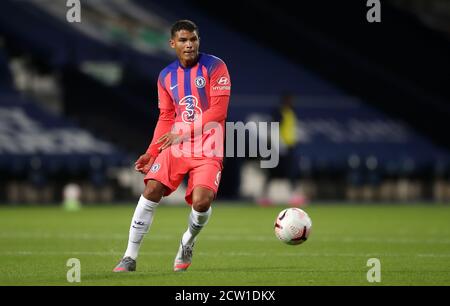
left=157, top=77, right=174, bottom=110
left=201, top=95, right=229, bottom=124
left=209, top=60, right=231, bottom=97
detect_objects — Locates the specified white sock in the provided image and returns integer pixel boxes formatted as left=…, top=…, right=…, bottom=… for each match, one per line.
left=181, top=207, right=212, bottom=246
left=124, top=195, right=159, bottom=260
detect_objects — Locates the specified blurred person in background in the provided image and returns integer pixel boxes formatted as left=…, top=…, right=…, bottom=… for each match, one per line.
left=258, top=93, right=306, bottom=207
left=113, top=20, right=231, bottom=272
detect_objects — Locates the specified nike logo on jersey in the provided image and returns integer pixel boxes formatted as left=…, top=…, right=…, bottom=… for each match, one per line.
left=170, top=84, right=178, bottom=90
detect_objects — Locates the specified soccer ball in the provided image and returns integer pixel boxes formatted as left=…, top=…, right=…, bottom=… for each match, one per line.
left=274, top=208, right=312, bottom=245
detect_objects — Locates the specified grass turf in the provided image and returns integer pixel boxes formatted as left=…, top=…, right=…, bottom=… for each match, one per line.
left=0, top=203, right=449, bottom=286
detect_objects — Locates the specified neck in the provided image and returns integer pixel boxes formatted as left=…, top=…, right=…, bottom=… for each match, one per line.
left=179, top=55, right=199, bottom=68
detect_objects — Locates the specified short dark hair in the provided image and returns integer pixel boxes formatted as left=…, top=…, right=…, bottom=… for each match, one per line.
left=171, top=20, right=199, bottom=38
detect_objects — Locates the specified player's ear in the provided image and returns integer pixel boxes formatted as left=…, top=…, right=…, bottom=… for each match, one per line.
left=169, top=38, right=175, bottom=49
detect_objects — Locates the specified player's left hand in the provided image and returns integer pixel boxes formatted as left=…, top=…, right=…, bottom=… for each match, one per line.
left=156, top=132, right=181, bottom=152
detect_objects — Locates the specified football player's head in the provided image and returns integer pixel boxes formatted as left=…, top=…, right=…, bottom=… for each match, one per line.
left=170, top=20, right=200, bottom=67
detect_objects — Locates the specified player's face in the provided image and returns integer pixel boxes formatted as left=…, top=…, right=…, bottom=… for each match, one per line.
left=170, top=30, right=200, bottom=67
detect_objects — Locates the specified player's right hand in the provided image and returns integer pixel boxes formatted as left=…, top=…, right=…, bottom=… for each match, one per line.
left=134, top=153, right=156, bottom=174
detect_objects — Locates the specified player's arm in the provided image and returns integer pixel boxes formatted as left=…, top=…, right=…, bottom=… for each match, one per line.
left=135, top=79, right=175, bottom=174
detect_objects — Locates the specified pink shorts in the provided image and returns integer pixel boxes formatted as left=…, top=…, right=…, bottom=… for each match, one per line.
left=144, top=148, right=223, bottom=205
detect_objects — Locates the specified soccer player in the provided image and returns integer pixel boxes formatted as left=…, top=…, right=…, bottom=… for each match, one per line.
left=113, top=20, right=231, bottom=272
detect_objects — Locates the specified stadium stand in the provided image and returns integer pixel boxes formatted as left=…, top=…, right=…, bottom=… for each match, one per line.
left=0, top=44, right=129, bottom=203
left=0, top=0, right=448, bottom=202
left=191, top=0, right=450, bottom=149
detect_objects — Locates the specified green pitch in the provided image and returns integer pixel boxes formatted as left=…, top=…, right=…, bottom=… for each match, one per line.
left=0, top=203, right=449, bottom=286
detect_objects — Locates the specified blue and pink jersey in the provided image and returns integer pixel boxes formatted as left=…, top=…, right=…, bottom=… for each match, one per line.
left=148, top=53, right=231, bottom=159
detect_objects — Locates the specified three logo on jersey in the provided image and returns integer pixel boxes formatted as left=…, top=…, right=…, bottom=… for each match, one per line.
left=170, top=75, right=229, bottom=124
left=179, top=95, right=202, bottom=123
